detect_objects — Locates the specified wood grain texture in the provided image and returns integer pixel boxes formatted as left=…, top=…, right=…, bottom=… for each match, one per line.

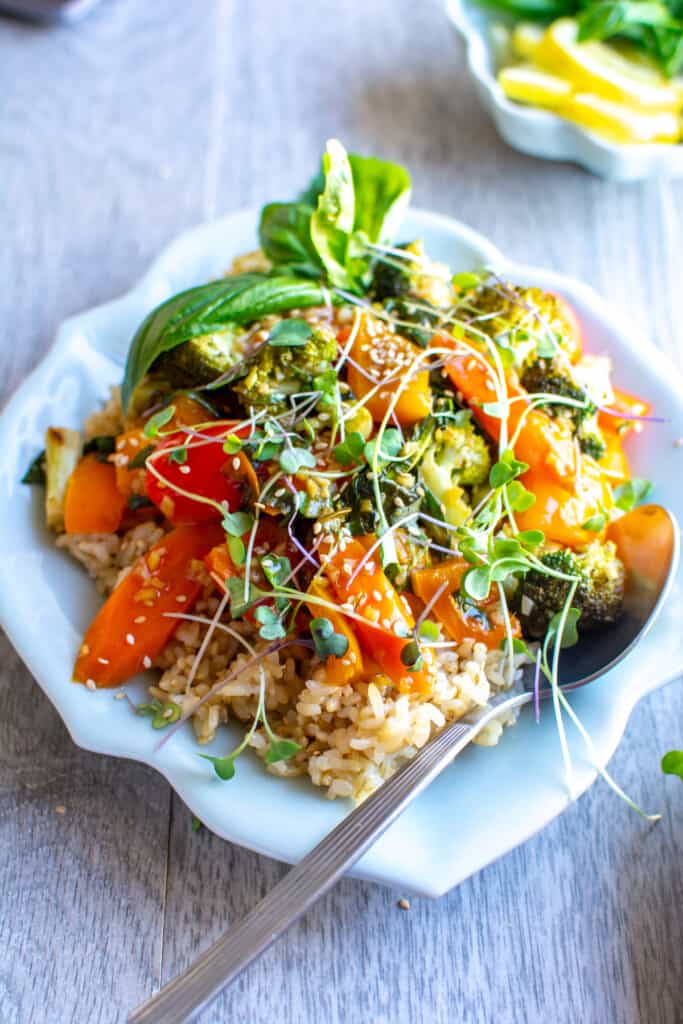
left=0, top=0, right=681, bottom=1022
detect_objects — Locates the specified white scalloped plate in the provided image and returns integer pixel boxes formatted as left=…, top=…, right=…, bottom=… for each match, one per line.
left=446, top=0, right=683, bottom=182
left=1, top=208, right=682, bottom=897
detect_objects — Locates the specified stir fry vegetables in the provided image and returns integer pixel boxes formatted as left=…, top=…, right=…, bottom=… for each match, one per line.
left=24, top=140, right=660, bottom=805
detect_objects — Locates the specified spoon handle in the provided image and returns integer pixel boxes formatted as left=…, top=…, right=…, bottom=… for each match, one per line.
left=128, top=716, right=483, bottom=1024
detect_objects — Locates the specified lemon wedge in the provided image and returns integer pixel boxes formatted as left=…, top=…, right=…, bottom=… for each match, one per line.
left=537, top=19, right=683, bottom=113
left=560, top=92, right=682, bottom=144
left=511, top=23, right=544, bottom=61
left=499, top=64, right=572, bottom=109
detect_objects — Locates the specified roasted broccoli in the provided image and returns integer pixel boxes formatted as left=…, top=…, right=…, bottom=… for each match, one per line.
left=233, top=325, right=337, bottom=414
left=463, top=282, right=577, bottom=365
left=521, top=358, right=593, bottom=429
left=371, top=240, right=454, bottom=311
left=577, top=430, right=607, bottom=462
left=516, top=541, right=625, bottom=638
left=418, top=419, right=491, bottom=526
left=155, top=328, right=242, bottom=389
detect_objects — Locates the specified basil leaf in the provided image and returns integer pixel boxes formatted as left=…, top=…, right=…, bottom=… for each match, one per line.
left=309, top=139, right=357, bottom=290
left=268, top=318, right=312, bottom=347
left=22, top=450, right=46, bottom=485
left=348, top=153, right=411, bottom=249
left=121, top=274, right=327, bottom=409
left=258, top=202, right=323, bottom=279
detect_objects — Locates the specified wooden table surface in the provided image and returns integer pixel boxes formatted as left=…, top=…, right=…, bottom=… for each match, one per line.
left=1, top=2, right=682, bottom=1022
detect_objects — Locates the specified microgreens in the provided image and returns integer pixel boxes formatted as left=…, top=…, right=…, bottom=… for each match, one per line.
left=613, top=478, right=652, bottom=512
left=661, top=750, right=683, bottom=780
left=169, top=445, right=188, bottom=465
left=222, top=510, right=254, bottom=536
left=280, top=447, right=316, bottom=474
left=268, top=318, right=313, bottom=347
left=200, top=753, right=236, bottom=780
left=489, top=449, right=528, bottom=488
left=333, top=431, right=365, bottom=466
left=265, top=739, right=301, bottom=764
left=582, top=512, right=607, bottom=533
left=227, top=535, right=246, bottom=565
left=364, top=428, right=403, bottom=465
left=143, top=405, right=175, bottom=438
left=254, top=605, right=287, bottom=641
left=191, top=816, right=203, bottom=832
left=417, top=619, right=440, bottom=641
left=310, top=617, right=349, bottom=659
left=400, top=640, right=424, bottom=672
left=223, top=434, right=243, bottom=455
left=136, top=700, right=180, bottom=729
left=260, top=553, right=291, bottom=588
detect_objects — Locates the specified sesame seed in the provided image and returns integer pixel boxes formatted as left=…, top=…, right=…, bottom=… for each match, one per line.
left=85, top=679, right=96, bottom=691
left=179, top=465, right=191, bottom=475
left=397, top=898, right=411, bottom=911
left=143, top=656, right=152, bottom=669
left=125, top=633, right=135, bottom=646
left=176, top=594, right=187, bottom=603
left=232, top=457, right=241, bottom=471
left=318, top=413, right=330, bottom=422
left=134, top=615, right=147, bottom=624
left=97, top=657, right=110, bottom=665
left=372, top=589, right=382, bottom=601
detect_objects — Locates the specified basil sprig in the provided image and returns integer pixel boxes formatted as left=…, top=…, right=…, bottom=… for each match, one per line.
left=121, top=273, right=327, bottom=409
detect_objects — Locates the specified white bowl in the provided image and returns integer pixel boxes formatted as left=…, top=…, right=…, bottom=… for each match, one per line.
left=446, top=0, right=683, bottom=181
left=1, top=208, right=682, bottom=897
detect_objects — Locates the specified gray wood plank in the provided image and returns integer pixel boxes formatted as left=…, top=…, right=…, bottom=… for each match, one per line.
left=0, top=0, right=681, bottom=1022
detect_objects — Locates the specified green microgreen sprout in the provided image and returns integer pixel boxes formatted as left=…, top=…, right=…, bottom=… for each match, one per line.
left=136, top=700, right=181, bottom=729
left=661, top=750, right=683, bottom=780
left=128, top=444, right=155, bottom=469
left=614, top=477, right=652, bottom=512
left=143, top=405, right=176, bottom=439
left=310, top=617, right=350, bottom=659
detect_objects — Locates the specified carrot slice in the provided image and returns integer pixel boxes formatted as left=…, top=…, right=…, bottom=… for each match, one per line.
left=73, top=523, right=224, bottom=687
left=437, top=338, right=577, bottom=483
left=345, top=311, right=431, bottom=427
left=412, top=559, right=520, bottom=650
left=64, top=454, right=128, bottom=534
left=321, top=536, right=434, bottom=693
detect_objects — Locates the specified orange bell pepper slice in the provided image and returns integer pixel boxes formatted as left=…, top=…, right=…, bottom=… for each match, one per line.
left=73, top=523, right=225, bottom=687
left=411, top=559, right=520, bottom=650
left=321, top=536, right=434, bottom=693
left=344, top=311, right=431, bottom=427
left=305, top=576, right=364, bottom=686
left=598, top=387, right=651, bottom=437
left=436, top=338, right=577, bottom=483
left=515, top=458, right=613, bottom=548
left=114, top=428, right=149, bottom=499
left=598, top=429, right=630, bottom=486
left=64, top=454, right=128, bottom=534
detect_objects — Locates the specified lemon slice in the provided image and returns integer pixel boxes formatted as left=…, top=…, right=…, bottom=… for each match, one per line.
left=511, top=22, right=544, bottom=61
left=560, top=92, right=681, bottom=144
left=537, top=19, right=683, bottom=113
left=499, top=64, right=572, bottom=109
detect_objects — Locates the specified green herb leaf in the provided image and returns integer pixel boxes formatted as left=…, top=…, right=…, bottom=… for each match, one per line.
left=223, top=434, right=243, bottom=455
left=400, top=640, right=423, bottom=670
left=507, top=480, right=536, bottom=512
left=614, top=477, right=652, bottom=512
left=225, top=578, right=266, bottom=618
left=83, top=435, right=117, bottom=461
left=169, top=445, right=188, bottom=465
left=227, top=535, right=246, bottom=566
left=199, top=753, right=236, bottom=780
left=268, top=318, right=313, bottom=347
left=547, top=607, right=581, bottom=650
left=333, top=431, right=366, bottom=466
left=128, top=444, right=155, bottom=469
left=661, top=749, right=683, bottom=779
left=582, top=512, right=607, bottom=532
left=364, top=428, right=403, bottom=465
left=254, top=604, right=287, bottom=640
left=417, top=619, right=440, bottom=641
left=265, top=738, right=301, bottom=764
left=143, top=406, right=176, bottom=439
left=222, top=510, right=254, bottom=536
left=21, top=450, right=46, bottom=485
left=462, top=567, right=491, bottom=602
left=122, top=274, right=327, bottom=409
left=261, top=553, right=291, bottom=588
left=136, top=700, right=180, bottom=729
left=310, top=616, right=350, bottom=659
left=452, top=271, right=482, bottom=291
left=490, top=449, right=529, bottom=488
left=280, top=447, right=316, bottom=474
left=517, top=529, right=545, bottom=548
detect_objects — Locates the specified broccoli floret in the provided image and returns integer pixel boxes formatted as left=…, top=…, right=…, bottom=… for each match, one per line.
left=382, top=297, right=440, bottom=348
left=371, top=240, right=454, bottom=311
left=155, top=328, right=242, bottom=389
left=516, top=541, right=625, bottom=639
left=520, top=359, right=594, bottom=429
left=578, top=430, right=607, bottom=461
left=464, top=283, right=577, bottom=364
left=233, top=325, right=337, bottom=414
left=418, top=420, right=491, bottom=526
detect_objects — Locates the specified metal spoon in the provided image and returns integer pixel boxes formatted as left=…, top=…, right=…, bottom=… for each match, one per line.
left=129, top=504, right=679, bottom=1024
